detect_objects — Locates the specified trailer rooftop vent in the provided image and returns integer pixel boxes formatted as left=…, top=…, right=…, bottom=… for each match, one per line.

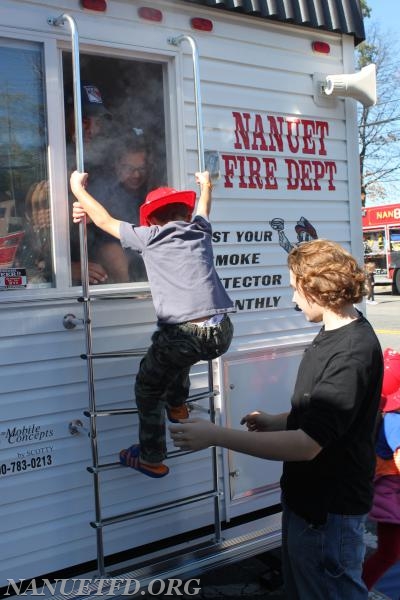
left=138, top=7, right=163, bottom=22
left=312, top=41, right=330, bottom=54
left=191, top=17, right=213, bottom=32
left=81, top=0, right=107, bottom=11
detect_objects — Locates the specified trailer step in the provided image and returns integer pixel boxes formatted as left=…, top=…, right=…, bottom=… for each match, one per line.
left=35, top=518, right=282, bottom=600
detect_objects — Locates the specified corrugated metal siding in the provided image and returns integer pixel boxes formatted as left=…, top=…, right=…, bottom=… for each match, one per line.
left=176, top=4, right=355, bottom=349
left=0, top=298, right=217, bottom=583
left=182, top=0, right=365, bottom=44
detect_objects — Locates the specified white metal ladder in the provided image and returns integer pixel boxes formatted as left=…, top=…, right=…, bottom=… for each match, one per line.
left=50, top=15, right=223, bottom=578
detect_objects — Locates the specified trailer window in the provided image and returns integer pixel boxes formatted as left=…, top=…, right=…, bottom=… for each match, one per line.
left=63, top=53, right=167, bottom=286
left=0, top=41, right=52, bottom=288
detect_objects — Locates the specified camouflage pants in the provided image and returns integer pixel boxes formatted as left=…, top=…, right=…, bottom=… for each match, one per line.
left=135, top=314, right=233, bottom=463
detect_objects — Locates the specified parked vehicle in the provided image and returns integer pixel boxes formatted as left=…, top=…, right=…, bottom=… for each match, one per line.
left=362, top=203, right=400, bottom=294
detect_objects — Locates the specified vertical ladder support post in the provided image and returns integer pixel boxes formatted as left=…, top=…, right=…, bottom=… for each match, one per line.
left=168, top=34, right=222, bottom=543
left=49, top=14, right=106, bottom=576
left=208, top=360, right=222, bottom=543
left=168, top=35, right=205, bottom=171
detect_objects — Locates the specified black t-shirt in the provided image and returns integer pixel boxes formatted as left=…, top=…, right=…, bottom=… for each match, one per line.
left=281, top=313, right=383, bottom=525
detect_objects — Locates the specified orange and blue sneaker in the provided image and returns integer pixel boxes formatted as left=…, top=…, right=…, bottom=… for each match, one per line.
left=119, top=445, right=169, bottom=478
left=166, top=404, right=189, bottom=423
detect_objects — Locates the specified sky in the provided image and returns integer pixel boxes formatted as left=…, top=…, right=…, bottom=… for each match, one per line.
left=365, top=0, right=400, bottom=35
left=362, top=0, right=400, bottom=204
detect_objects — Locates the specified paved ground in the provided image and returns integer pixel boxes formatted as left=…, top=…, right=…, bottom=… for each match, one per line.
left=366, top=287, right=400, bottom=352
left=189, top=551, right=285, bottom=599
left=175, top=526, right=392, bottom=599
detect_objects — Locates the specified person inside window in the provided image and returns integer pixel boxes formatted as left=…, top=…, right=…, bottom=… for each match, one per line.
left=65, top=82, right=114, bottom=285
left=88, top=133, right=156, bottom=283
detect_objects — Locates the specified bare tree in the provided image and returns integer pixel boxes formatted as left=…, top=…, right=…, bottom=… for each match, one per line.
left=357, top=4, right=400, bottom=204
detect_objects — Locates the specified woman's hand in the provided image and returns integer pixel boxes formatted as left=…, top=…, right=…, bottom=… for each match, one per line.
left=71, top=260, right=108, bottom=285
left=240, top=411, right=277, bottom=432
left=169, top=419, right=218, bottom=451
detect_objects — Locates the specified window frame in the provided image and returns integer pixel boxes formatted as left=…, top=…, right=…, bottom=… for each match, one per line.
left=0, top=29, right=182, bottom=303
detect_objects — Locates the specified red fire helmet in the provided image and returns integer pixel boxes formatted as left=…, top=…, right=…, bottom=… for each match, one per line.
left=140, top=187, right=196, bottom=226
left=381, top=347, right=400, bottom=413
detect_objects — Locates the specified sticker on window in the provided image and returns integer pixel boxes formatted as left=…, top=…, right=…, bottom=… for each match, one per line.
left=0, top=268, right=27, bottom=289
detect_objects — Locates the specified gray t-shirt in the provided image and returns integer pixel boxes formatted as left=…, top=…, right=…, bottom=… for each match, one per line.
left=120, top=216, right=235, bottom=324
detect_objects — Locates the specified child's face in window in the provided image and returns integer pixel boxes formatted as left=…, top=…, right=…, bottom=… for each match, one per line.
left=116, top=151, right=148, bottom=192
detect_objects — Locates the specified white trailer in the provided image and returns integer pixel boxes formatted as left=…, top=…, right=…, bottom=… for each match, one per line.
left=0, top=0, right=374, bottom=595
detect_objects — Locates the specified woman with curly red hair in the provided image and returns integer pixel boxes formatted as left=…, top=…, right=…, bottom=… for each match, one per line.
left=171, top=239, right=383, bottom=600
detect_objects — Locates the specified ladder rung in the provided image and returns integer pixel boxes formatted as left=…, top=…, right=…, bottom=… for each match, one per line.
left=82, top=351, right=218, bottom=363
left=87, top=461, right=120, bottom=473
left=84, top=407, right=137, bottom=418
left=90, top=489, right=219, bottom=528
left=87, top=449, right=196, bottom=473
left=81, top=348, right=147, bottom=359
left=185, top=389, right=216, bottom=401
left=78, top=293, right=152, bottom=303
left=83, top=391, right=217, bottom=418
left=83, top=391, right=214, bottom=419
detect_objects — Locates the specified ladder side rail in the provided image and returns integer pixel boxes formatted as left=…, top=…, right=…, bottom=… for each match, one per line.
left=49, top=13, right=106, bottom=576
left=168, top=34, right=222, bottom=543
left=208, top=360, right=222, bottom=542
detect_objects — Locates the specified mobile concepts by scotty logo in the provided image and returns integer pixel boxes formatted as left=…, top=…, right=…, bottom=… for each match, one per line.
left=5, top=577, right=202, bottom=596
left=0, top=424, right=54, bottom=446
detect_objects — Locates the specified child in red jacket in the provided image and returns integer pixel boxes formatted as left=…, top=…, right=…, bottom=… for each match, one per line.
left=362, top=348, right=400, bottom=590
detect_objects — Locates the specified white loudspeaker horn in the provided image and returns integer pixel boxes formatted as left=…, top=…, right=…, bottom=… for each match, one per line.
left=323, top=63, right=377, bottom=107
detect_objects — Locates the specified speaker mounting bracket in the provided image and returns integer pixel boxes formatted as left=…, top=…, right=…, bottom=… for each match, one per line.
left=313, top=73, right=338, bottom=108
left=313, top=64, right=376, bottom=108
